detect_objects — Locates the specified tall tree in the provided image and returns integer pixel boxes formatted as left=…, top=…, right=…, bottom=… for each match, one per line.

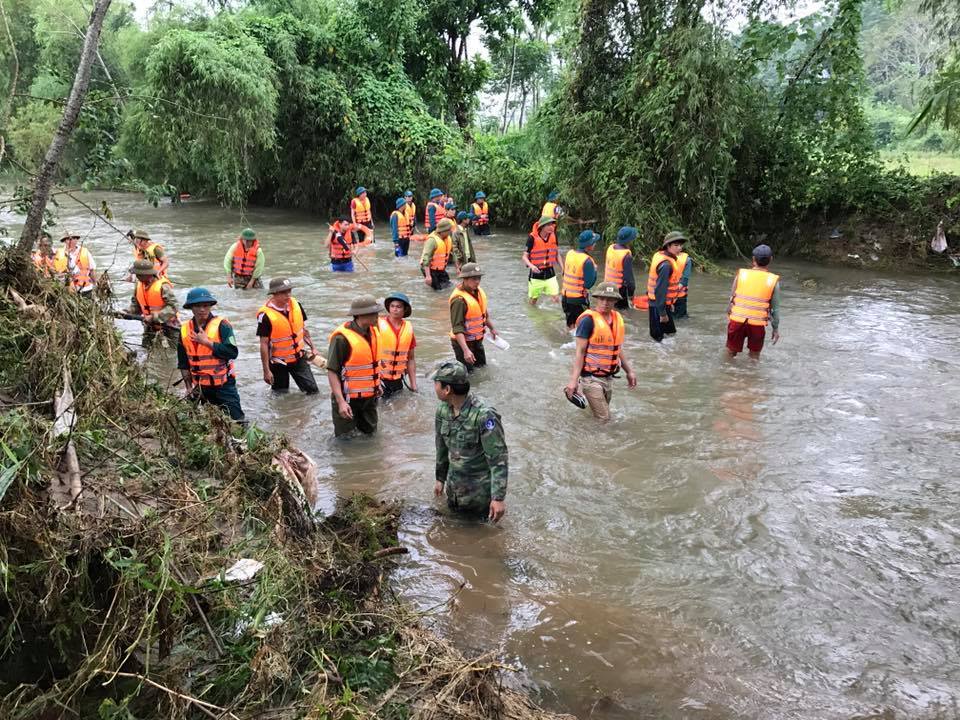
left=17, top=0, right=113, bottom=252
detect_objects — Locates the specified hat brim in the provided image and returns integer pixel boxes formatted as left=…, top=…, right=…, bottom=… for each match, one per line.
left=352, top=304, right=381, bottom=316
left=592, top=292, right=620, bottom=300
left=184, top=299, right=218, bottom=309
left=268, top=286, right=293, bottom=294
left=663, top=237, right=687, bottom=247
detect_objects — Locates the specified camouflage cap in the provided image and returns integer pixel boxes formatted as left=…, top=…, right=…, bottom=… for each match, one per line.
left=458, top=262, right=483, bottom=278
left=434, top=360, right=468, bottom=385
left=132, top=228, right=151, bottom=241
left=592, top=281, right=621, bottom=300
left=436, top=218, right=454, bottom=233
left=132, top=259, right=158, bottom=276
left=268, top=277, right=294, bottom=294
left=59, top=230, right=80, bottom=242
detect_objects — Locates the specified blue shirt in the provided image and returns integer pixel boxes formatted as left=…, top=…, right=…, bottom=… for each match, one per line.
left=680, top=256, right=692, bottom=287
left=582, top=257, right=597, bottom=292
left=615, top=244, right=635, bottom=295
left=574, top=314, right=594, bottom=340
left=390, top=213, right=400, bottom=244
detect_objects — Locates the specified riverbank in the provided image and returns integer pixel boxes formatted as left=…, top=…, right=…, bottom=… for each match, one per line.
left=751, top=172, right=960, bottom=270
left=0, top=251, right=572, bottom=720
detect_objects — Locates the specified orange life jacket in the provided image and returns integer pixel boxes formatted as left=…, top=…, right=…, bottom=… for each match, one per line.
left=728, top=268, right=780, bottom=326
left=562, top=250, right=591, bottom=299
left=604, top=245, right=631, bottom=287
left=32, top=251, right=55, bottom=275
left=133, top=242, right=165, bottom=274
left=377, top=316, right=414, bottom=381
left=448, top=287, right=488, bottom=342
left=425, top=201, right=444, bottom=230
left=352, top=196, right=372, bottom=224
left=135, top=277, right=177, bottom=329
left=646, top=251, right=681, bottom=304
left=232, top=239, right=259, bottom=276
left=676, top=251, right=690, bottom=298
left=391, top=209, right=412, bottom=239
left=428, top=232, right=452, bottom=270
left=528, top=222, right=558, bottom=269
left=330, top=225, right=353, bottom=260
left=579, top=309, right=624, bottom=376
left=329, top=323, right=379, bottom=399
left=404, top=201, right=417, bottom=226
left=472, top=201, right=489, bottom=225
left=180, top=316, right=234, bottom=387
left=58, top=247, right=94, bottom=291
left=259, top=300, right=305, bottom=364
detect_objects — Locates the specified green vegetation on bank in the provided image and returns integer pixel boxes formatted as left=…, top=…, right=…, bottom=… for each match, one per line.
left=2, top=0, right=960, bottom=260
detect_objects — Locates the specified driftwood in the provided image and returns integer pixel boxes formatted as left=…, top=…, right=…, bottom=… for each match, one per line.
left=8, top=287, right=48, bottom=319
left=53, top=366, right=81, bottom=504
left=271, top=447, right=320, bottom=536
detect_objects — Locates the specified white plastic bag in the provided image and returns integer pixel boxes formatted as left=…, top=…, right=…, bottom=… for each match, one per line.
left=932, top=221, right=948, bottom=253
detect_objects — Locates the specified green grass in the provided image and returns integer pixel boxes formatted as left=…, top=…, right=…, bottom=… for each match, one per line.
left=880, top=150, right=960, bottom=177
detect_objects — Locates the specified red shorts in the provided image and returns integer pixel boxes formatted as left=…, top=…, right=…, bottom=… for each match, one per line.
left=726, top=320, right=765, bottom=354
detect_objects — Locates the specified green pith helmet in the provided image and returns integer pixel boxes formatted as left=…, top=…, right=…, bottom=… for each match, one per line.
left=350, top=295, right=380, bottom=316
left=458, top=262, right=483, bottom=278
left=592, top=282, right=621, bottom=300
left=384, top=291, right=412, bottom=317
left=132, top=259, right=158, bottom=276
left=538, top=216, right=556, bottom=227
left=662, top=230, right=687, bottom=247
left=240, top=228, right=256, bottom=241
left=184, top=287, right=218, bottom=308
left=132, top=228, right=151, bottom=241
left=437, top=218, right=454, bottom=233
left=434, top=360, right=468, bottom=385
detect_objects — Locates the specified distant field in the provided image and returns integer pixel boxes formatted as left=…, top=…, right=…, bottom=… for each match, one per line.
left=880, top=151, right=960, bottom=177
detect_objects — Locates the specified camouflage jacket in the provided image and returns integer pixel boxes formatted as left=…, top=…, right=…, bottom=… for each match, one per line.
left=435, top=394, right=507, bottom=510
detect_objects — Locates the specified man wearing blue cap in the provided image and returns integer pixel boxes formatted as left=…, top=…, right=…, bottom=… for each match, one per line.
left=178, top=288, right=245, bottom=422
left=390, top=197, right=412, bottom=257
left=604, top=226, right=637, bottom=310
left=351, top=186, right=374, bottom=241
left=561, top=230, right=600, bottom=329
left=471, top=192, right=490, bottom=235
left=425, top=188, right=445, bottom=233
left=403, top=190, right=418, bottom=234
left=452, top=210, right=476, bottom=269
left=726, top=244, right=781, bottom=359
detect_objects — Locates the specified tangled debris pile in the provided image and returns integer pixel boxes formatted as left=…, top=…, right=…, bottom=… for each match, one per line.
left=0, top=251, right=573, bottom=720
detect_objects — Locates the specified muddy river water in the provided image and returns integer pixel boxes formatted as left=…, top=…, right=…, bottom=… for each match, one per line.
left=15, top=194, right=960, bottom=719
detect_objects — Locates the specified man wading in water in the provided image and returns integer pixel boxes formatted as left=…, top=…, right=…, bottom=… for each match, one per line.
left=433, top=361, right=508, bottom=522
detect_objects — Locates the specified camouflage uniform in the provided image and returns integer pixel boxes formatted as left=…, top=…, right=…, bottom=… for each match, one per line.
left=434, top=362, right=508, bottom=514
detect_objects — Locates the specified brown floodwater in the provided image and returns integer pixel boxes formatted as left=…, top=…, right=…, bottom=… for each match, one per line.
left=10, top=193, right=960, bottom=719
